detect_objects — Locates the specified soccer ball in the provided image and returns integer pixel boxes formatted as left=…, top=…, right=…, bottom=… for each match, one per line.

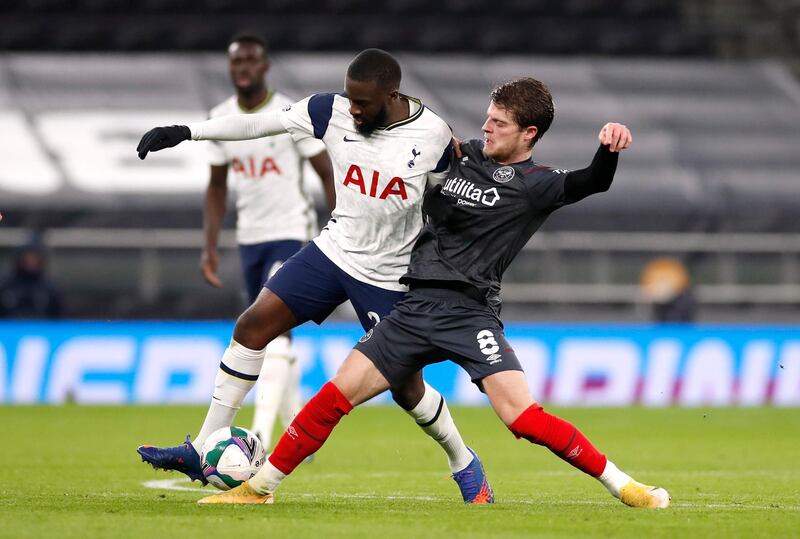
left=200, top=426, right=266, bottom=491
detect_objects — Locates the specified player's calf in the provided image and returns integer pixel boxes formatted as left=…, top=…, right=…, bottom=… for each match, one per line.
left=508, top=404, right=671, bottom=509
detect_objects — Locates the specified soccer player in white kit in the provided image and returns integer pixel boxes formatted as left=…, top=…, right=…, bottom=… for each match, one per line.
left=137, top=49, right=493, bottom=503
left=203, top=33, right=335, bottom=451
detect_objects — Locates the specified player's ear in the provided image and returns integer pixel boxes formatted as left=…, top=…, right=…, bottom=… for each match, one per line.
left=524, top=125, right=538, bottom=145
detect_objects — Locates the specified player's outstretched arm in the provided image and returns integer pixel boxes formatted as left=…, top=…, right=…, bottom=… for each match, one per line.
left=598, top=122, right=632, bottom=153
left=136, top=125, right=191, bottom=159
left=136, top=110, right=289, bottom=160
left=563, top=123, right=632, bottom=202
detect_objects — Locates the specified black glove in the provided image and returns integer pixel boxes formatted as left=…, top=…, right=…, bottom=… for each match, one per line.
left=136, top=125, right=191, bottom=160
left=422, top=184, right=454, bottom=222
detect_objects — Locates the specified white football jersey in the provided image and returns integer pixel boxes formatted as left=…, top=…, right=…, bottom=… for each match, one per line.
left=279, top=93, right=452, bottom=291
left=207, top=91, right=326, bottom=245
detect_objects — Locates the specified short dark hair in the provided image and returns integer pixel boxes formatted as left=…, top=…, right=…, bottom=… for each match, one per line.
left=228, top=32, right=269, bottom=56
left=346, top=48, right=401, bottom=90
left=490, top=78, right=554, bottom=146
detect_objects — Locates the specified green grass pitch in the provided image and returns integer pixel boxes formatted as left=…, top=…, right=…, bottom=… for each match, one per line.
left=2, top=405, right=799, bottom=538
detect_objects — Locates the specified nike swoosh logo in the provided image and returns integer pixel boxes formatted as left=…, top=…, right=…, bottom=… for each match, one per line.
left=343, top=136, right=360, bottom=142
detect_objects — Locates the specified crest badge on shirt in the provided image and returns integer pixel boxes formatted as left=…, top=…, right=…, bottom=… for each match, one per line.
left=492, top=166, right=515, bottom=183
left=407, top=147, right=421, bottom=168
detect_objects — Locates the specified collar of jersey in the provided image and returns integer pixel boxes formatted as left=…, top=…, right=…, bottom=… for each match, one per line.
left=378, top=94, right=424, bottom=131
left=237, top=89, right=274, bottom=114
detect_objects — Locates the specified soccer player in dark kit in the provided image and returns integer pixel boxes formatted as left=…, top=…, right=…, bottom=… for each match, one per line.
left=198, top=77, right=671, bottom=509
left=136, top=49, right=492, bottom=505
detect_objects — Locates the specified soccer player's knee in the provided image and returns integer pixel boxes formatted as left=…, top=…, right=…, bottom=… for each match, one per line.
left=390, top=379, right=425, bottom=410
left=234, top=307, right=269, bottom=349
left=508, top=403, right=545, bottom=440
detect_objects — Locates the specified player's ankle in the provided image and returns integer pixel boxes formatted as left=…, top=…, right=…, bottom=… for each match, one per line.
left=598, top=459, right=632, bottom=498
left=249, top=460, right=285, bottom=494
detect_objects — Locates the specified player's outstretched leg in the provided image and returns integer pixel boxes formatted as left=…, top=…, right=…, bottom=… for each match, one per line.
left=483, top=370, right=669, bottom=509
left=198, top=380, right=354, bottom=504
left=136, top=338, right=265, bottom=483
left=198, top=350, right=386, bottom=504
left=137, top=289, right=297, bottom=483
left=398, top=379, right=493, bottom=504
left=509, top=403, right=669, bottom=508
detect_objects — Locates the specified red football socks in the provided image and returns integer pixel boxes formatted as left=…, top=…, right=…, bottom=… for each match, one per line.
left=509, top=403, right=607, bottom=477
left=268, top=381, right=353, bottom=475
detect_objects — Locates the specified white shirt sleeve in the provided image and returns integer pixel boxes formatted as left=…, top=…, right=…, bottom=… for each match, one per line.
left=294, top=137, right=326, bottom=158
left=280, top=95, right=329, bottom=149
left=188, top=109, right=288, bottom=141
left=206, top=140, right=228, bottom=166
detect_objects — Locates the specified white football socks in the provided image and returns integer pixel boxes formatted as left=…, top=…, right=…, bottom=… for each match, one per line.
left=251, top=336, right=297, bottom=449
left=249, top=460, right=286, bottom=494
left=407, top=382, right=474, bottom=473
left=192, top=339, right=266, bottom=452
left=598, top=459, right=633, bottom=498
left=280, top=354, right=302, bottom=427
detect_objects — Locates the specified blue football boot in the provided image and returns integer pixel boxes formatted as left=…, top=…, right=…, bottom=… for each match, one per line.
left=452, top=447, right=494, bottom=504
left=137, top=435, right=208, bottom=485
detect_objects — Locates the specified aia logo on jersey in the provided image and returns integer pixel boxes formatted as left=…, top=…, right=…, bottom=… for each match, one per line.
left=343, top=164, right=408, bottom=200
left=231, top=157, right=282, bottom=179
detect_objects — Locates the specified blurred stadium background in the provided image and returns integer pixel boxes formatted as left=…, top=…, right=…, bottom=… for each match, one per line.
left=1, top=0, right=800, bottom=407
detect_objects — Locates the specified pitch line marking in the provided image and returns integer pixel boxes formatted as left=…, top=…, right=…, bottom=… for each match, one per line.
left=141, top=479, right=799, bottom=510
left=142, top=479, right=207, bottom=492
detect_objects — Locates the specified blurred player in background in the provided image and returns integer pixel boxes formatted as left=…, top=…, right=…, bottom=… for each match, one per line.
left=137, top=49, right=492, bottom=503
left=203, top=32, right=335, bottom=451
left=640, top=257, right=696, bottom=322
left=197, top=78, right=669, bottom=509
left=0, top=237, right=62, bottom=319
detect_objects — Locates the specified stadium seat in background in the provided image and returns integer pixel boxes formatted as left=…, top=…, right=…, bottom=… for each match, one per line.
left=76, top=0, right=130, bottom=12
left=202, top=0, right=260, bottom=12
left=323, top=0, right=378, bottom=14
left=562, top=0, right=614, bottom=17
left=620, top=0, right=678, bottom=18
left=0, top=0, right=708, bottom=54
left=382, top=0, right=431, bottom=15
left=140, top=0, right=197, bottom=12
left=504, top=0, right=560, bottom=16
left=13, top=0, right=75, bottom=11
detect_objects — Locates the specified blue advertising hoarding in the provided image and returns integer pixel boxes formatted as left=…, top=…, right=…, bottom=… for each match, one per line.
left=0, top=321, right=798, bottom=406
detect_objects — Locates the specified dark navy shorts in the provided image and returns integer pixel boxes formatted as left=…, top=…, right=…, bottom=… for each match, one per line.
left=265, top=242, right=407, bottom=331
left=355, top=286, right=523, bottom=390
left=239, top=239, right=304, bottom=304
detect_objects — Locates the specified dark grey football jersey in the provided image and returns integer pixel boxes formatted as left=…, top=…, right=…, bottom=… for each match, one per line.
left=401, top=139, right=575, bottom=311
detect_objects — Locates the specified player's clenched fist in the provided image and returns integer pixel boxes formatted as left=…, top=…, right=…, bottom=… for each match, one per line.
left=136, top=125, right=192, bottom=160
left=598, top=123, right=632, bottom=153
